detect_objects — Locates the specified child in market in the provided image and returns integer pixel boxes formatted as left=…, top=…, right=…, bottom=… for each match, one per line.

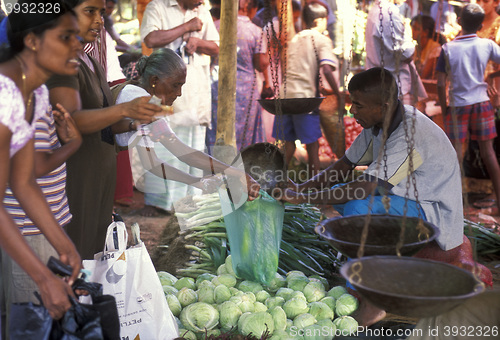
left=271, top=0, right=340, bottom=178
left=437, top=3, right=500, bottom=214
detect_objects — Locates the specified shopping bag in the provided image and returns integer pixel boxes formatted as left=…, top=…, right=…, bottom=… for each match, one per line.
left=82, top=219, right=179, bottom=340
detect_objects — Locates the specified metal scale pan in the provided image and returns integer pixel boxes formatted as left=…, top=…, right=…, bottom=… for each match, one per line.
left=233, top=142, right=285, bottom=194
left=315, top=214, right=439, bottom=258
left=258, top=97, right=325, bottom=115
left=316, top=215, right=485, bottom=317
left=340, top=256, right=485, bottom=318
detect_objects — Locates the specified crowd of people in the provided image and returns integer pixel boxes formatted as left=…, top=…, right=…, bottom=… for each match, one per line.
left=0, top=0, right=499, bottom=337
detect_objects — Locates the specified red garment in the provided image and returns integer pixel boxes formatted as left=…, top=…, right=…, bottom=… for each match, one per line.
left=414, top=235, right=493, bottom=287
left=114, top=150, right=134, bottom=202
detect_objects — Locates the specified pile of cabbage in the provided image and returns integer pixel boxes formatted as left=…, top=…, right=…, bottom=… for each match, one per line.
left=159, top=255, right=359, bottom=339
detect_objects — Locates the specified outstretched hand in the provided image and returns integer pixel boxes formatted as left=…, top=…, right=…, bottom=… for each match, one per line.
left=53, top=103, right=82, bottom=146
left=271, top=187, right=304, bottom=204
left=245, top=174, right=261, bottom=201
left=124, top=96, right=162, bottom=124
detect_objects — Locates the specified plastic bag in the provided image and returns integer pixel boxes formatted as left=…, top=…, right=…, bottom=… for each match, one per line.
left=82, top=219, right=179, bottom=340
left=222, top=190, right=285, bottom=284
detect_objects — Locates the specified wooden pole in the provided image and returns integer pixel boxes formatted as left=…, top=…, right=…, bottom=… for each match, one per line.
left=213, top=0, right=238, bottom=164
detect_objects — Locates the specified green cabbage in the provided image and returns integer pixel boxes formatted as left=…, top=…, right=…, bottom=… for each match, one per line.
left=174, top=277, right=196, bottom=290
left=165, top=294, right=182, bottom=317
left=319, top=296, right=336, bottom=313
left=303, top=281, right=326, bottom=302
left=178, top=329, right=197, bottom=340
left=238, top=280, right=264, bottom=294
left=205, top=329, right=221, bottom=338
left=287, top=276, right=309, bottom=292
left=224, top=255, right=236, bottom=276
left=265, top=296, right=285, bottom=310
left=219, top=301, right=242, bottom=332
left=308, top=301, right=334, bottom=320
left=195, top=273, right=216, bottom=287
left=212, top=274, right=237, bottom=288
left=333, top=315, right=358, bottom=336
left=309, top=275, right=329, bottom=291
left=316, top=318, right=335, bottom=330
left=157, top=271, right=178, bottom=287
left=335, top=293, right=359, bottom=316
left=244, top=291, right=256, bottom=303
left=266, top=273, right=286, bottom=292
left=229, top=287, right=241, bottom=296
left=176, top=287, right=198, bottom=307
left=255, top=290, right=271, bottom=303
left=162, top=285, right=179, bottom=296
left=239, top=300, right=255, bottom=313
left=238, top=312, right=275, bottom=337
left=269, top=330, right=299, bottom=340
left=217, top=263, right=228, bottom=275
left=230, top=293, right=256, bottom=313
left=327, top=285, right=347, bottom=299
left=179, top=302, right=219, bottom=333
left=214, top=284, right=232, bottom=304
left=282, top=297, right=309, bottom=319
left=197, top=283, right=215, bottom=304
left=275, top=288, right=294, bottom=301
left=285, top=270, right=307, bottom=282
left=197, top=280, right=215, bottom=289
left=289, top=291, right=307, bottom=301
left=254, top=301, right=268, bottom=312
left=270, top=306, right=287, bottom=332
left=293, top=313, right=317, bottom=328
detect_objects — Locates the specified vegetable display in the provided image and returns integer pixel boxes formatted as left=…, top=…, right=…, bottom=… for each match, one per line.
left=343, top=116, right=363, bottom=150
left=160, top=260, right=359, bottom=339
left=176, top=203, right=343, bottom=281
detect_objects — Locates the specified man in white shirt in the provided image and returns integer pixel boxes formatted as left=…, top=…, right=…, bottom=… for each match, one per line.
left=365, top=0, right=427, bottom=105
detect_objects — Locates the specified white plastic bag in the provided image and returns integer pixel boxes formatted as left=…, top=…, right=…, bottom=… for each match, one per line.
left=83, top=220, right=178, bottom=340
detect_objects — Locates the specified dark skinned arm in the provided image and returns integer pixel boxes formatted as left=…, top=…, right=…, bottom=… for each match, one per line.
left=437, top=71, right=448, bottom=116
left=48, top=86, right=161, bottom=135
left=296, top=155, right=356, bottom=192
left=143, top=17, right=203, bottom=49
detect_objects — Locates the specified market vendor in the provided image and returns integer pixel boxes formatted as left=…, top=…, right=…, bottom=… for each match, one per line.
left=276, top=67, right=464, bottom=252
left=273, top=67, right=469, bottom=326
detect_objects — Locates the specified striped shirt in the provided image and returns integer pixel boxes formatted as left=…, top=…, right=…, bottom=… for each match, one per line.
left=3, top=107, right=72, bottom=235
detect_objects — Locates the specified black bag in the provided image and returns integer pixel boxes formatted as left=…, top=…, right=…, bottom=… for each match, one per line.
left=9, top=257, right=120, bottom=340
left=9, top=297, right=103, bottom=340
left=9, top=301, right=52, bottom=340
left=50, top=297, right=104, bottom=340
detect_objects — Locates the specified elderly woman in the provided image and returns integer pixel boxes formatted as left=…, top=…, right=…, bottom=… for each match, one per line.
left=46, top=0, right=161, bottom=259
left=0, top=0, right=81, bottom=320
left=115, top=48, right=260, bottom=212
